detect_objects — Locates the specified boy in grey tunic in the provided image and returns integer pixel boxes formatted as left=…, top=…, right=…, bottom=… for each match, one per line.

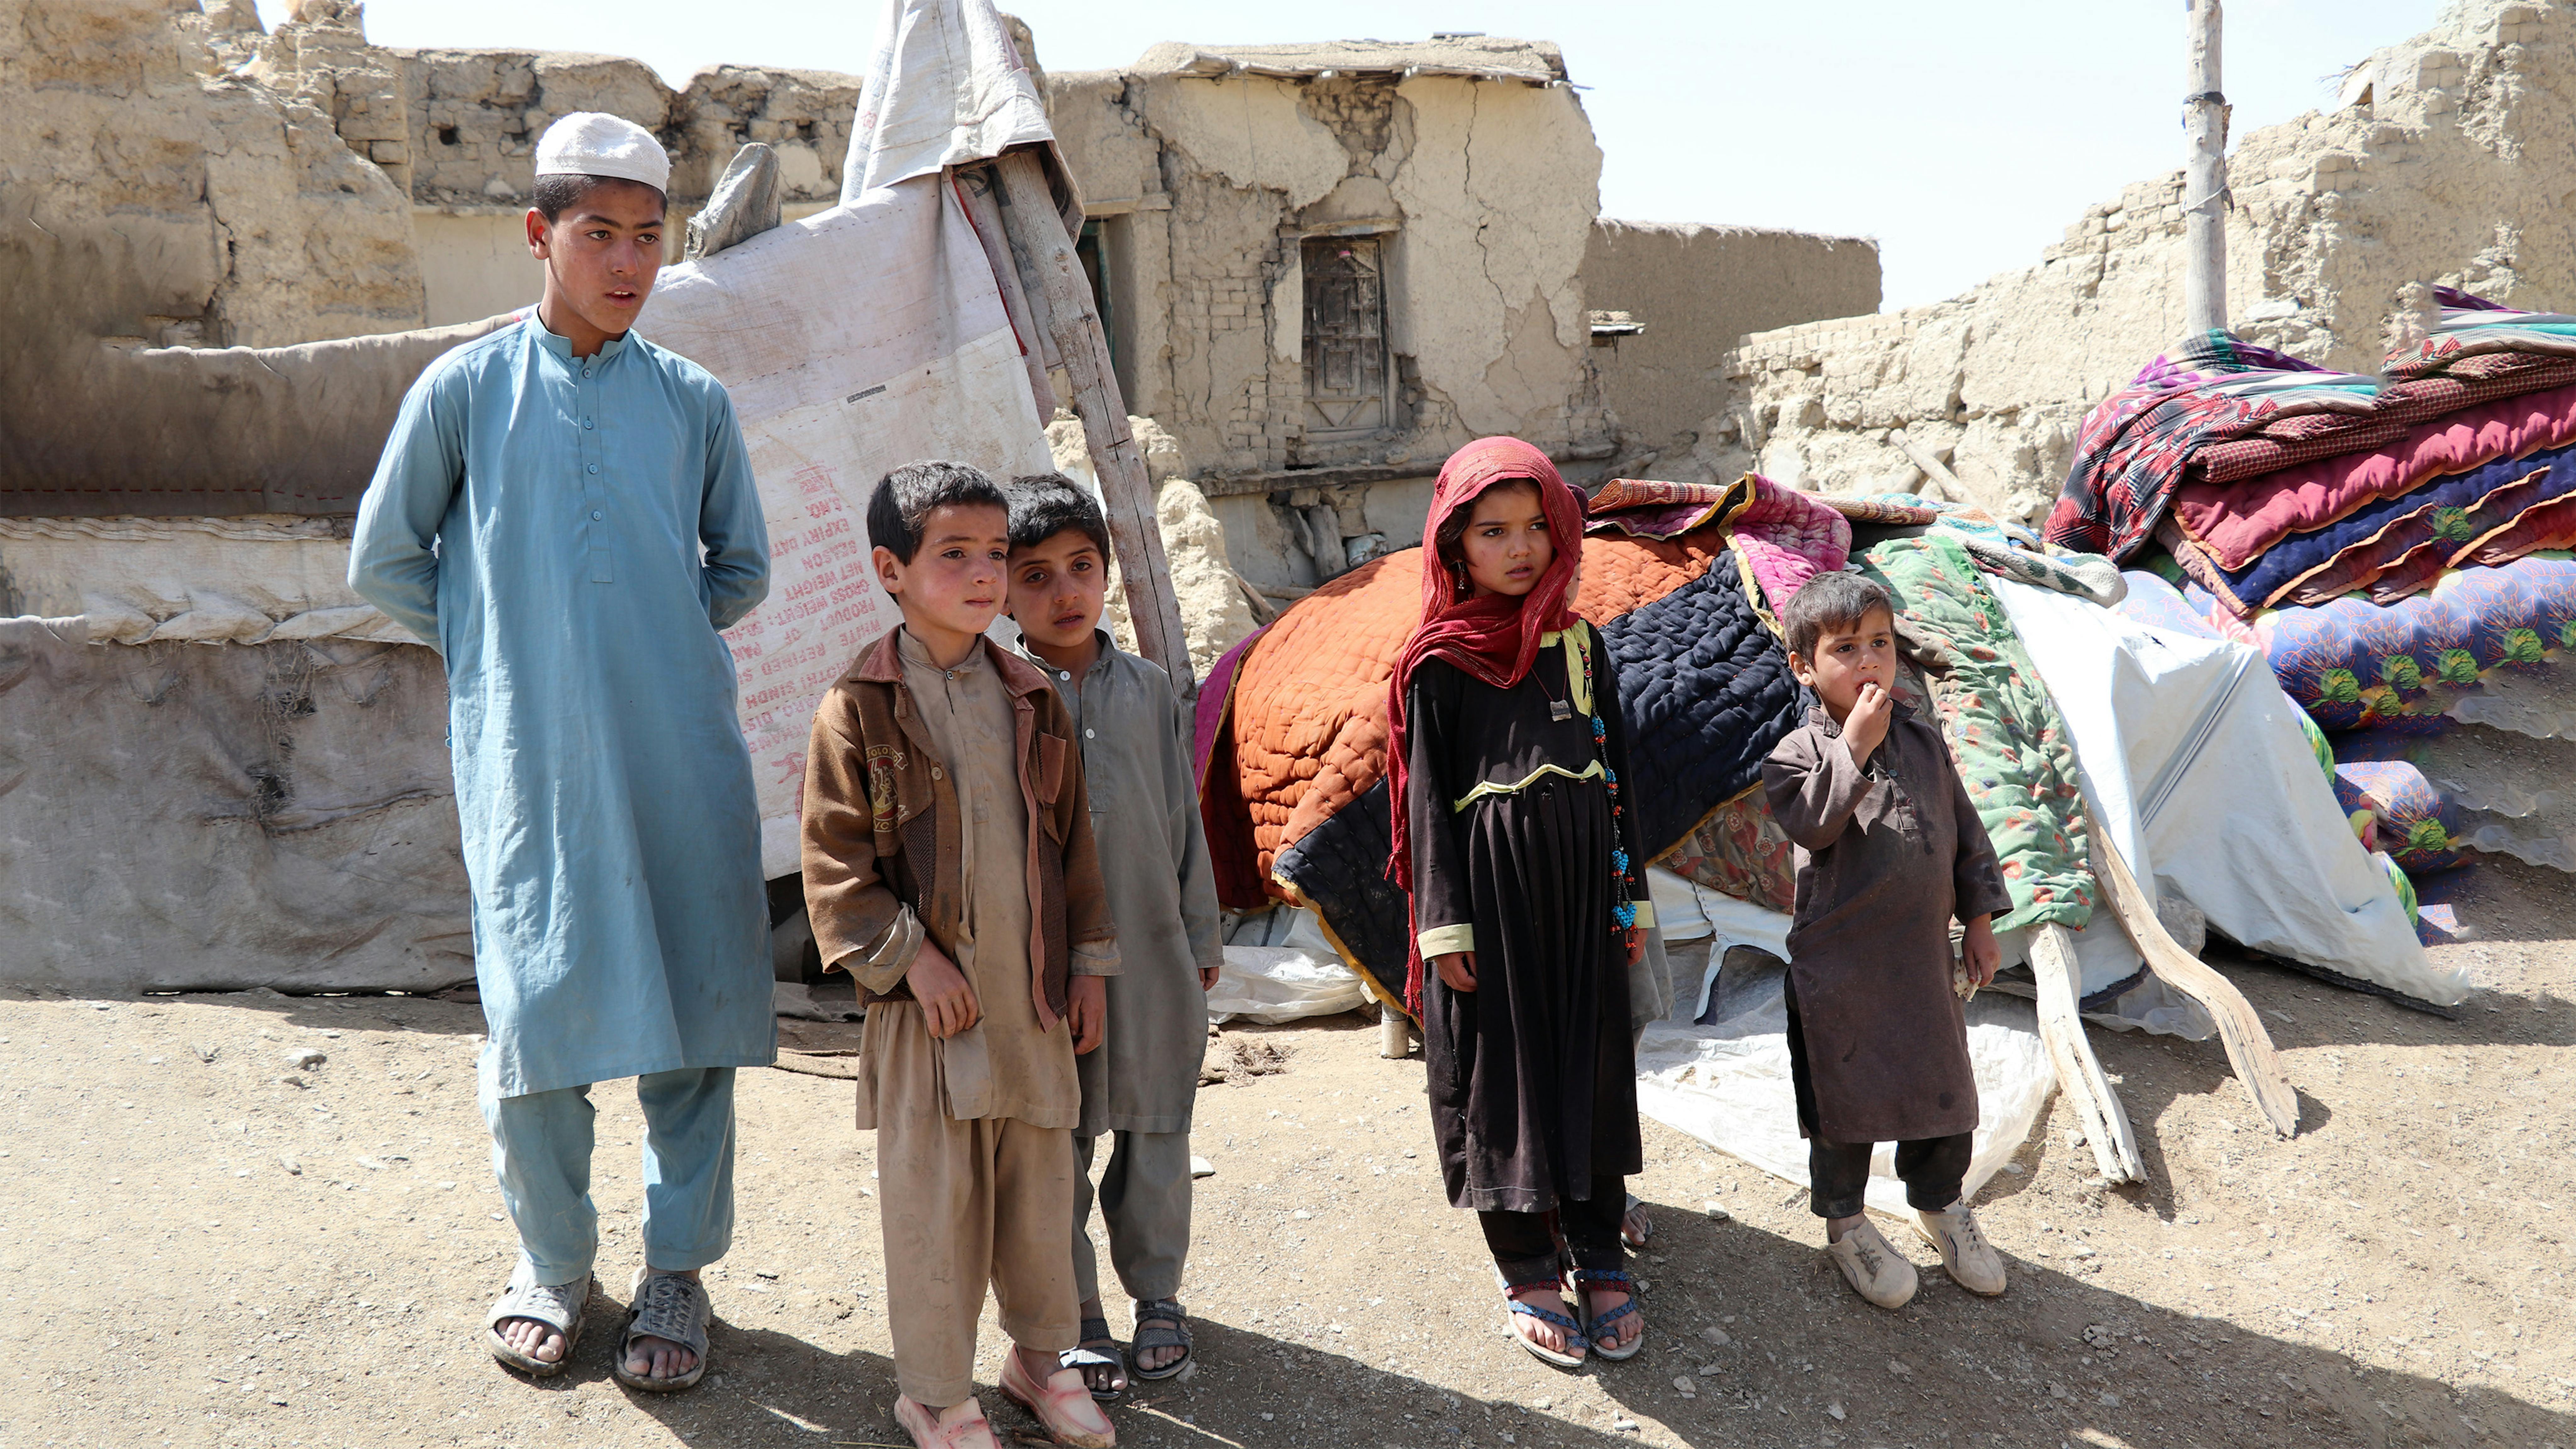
left=1006, top=476, right=1224, bottom=1396
left=1761, top=573, right=2015, bottom=1312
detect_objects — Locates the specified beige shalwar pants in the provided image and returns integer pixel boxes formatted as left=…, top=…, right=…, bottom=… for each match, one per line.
left=867, top=999, right=1081, bottom=1408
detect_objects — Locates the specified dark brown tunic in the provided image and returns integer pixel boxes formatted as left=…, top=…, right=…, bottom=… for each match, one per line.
left=1759, top=702, right=2013, bottom=1144
left=1406, top=623, right=1648, bottom=1213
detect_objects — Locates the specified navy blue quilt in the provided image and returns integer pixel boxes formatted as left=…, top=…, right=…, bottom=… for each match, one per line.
left=1276, top=552, right=1804, bottom=1011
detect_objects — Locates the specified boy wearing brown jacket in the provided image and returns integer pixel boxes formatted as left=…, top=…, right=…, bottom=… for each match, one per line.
left=802, top=461, right=1121, bottom=1449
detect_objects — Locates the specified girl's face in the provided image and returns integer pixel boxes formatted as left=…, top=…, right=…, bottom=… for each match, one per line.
left=1458, top=481, right=1553, bottom=598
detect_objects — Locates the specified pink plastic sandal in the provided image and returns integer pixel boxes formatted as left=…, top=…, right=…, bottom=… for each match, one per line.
left=999, top=1352, right=1117, bottom=1448
left=892, top=1394, right=1001, bottom=1449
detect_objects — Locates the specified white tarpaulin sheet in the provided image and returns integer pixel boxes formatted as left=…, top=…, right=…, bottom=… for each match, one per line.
left=1631, top=889, right=2057, bottom=1217
left=1211, top=908, right=1368, bottom=1024
left=1989, top=577, right=2464, bottom=1007
left=639, top=0, right=1060, bottom=877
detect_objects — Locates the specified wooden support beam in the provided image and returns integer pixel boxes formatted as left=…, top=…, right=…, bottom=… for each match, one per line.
left=2183, top=0, right=2230, bottom=334
left=989, top=148, right=1196, bottom=691
left=952, top=166, right=1057, bottom=416
left=2092, top=830, right=2301, bottom=1136
left=2028, top=924, right=2147, bottom=1185
left=1890, top=428, right=1965, bottom=506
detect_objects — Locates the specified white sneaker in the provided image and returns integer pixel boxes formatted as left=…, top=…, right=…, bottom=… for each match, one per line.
left=1916, top=1200, right=2008, bottom=1296
left=1824, top=1219, right=1918, bottom=1309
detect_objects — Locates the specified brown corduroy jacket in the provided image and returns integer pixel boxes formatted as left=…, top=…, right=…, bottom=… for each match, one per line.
left=800, top=627, right=1118, bottom=1030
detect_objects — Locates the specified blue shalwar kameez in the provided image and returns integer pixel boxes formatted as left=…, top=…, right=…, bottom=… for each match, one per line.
left=350, top=315, right=774, bottom=1281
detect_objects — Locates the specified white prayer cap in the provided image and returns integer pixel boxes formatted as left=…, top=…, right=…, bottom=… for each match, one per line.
left=533, top=112, right=670, bottom=192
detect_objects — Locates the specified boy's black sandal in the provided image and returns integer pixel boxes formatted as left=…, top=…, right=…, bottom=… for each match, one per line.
left=1568, top=1265, right=1645, bottom=1361
left=1062, top=1313, right=1127, bottom=1401
left=1130, top=1299, right=1194, bottom=1381
left=1494, top=1266, right=1587, bottom=1369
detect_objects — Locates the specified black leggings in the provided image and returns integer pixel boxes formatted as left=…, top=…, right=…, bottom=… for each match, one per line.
left=1783, top=970, right=1973, bottom=1220
left=1480, top=1175, right=1626, bottom=1286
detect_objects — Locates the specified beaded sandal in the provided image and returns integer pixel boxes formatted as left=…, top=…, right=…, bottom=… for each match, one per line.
left=1495, top=1265, right=1586, bottom=1369
left=1568, top=1264, right=1645, bottom=1361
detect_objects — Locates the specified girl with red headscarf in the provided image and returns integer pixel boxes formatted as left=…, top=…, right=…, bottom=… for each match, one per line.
left=1386, top=437, right=1654, bottom=1368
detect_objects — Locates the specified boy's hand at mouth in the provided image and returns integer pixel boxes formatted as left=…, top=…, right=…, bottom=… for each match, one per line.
left=907, top=940, right=982, bottom=1038
left=1844, top=680, right=1893, bottom=766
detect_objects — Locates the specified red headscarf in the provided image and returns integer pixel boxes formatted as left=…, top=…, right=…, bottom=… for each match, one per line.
left=1384, top=436, right=1587, bottom=1012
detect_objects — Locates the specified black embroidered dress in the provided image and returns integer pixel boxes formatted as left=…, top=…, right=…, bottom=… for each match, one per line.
left=1403, top=621, right=1652, bottom=1213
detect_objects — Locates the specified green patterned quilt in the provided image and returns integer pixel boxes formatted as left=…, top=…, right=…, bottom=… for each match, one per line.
left=1857, top=533, right=2096, bottom=932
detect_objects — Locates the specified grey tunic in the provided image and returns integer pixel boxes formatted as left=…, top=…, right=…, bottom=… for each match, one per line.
left=1020, top=632, right=1225, bottom=1137
left=1759, top=702, right=2013, bottom=1144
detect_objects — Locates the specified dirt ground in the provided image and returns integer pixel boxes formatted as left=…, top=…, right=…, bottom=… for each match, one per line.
left=6, top=855, right=2573, bottom=1449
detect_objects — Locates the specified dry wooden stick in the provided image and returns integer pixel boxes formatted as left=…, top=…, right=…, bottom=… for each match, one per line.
left=2027, top=923, right=2146, bottom=1183
left=990, top=149, right=1196, bottom=691
left=2092, top=831, right=2301, bottom=1136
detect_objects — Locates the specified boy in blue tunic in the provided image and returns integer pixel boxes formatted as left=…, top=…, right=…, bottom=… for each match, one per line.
left=350, top=112, right=773, bottom=1393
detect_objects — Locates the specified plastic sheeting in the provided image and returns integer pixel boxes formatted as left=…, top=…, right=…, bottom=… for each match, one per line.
left=1210, top=908, right=1368, bottom=1024
left=0, top=619, right=473, bottom=993
left=634, top=0, right=1064, bottom=878
left=1990, top=577, right=2464, bottom=1006
left=0, top=517, right=409, bottom=647
left=1632, top=891, right=2057, bottom=1217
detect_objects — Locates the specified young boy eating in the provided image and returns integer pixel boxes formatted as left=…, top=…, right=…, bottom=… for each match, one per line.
left=1759, top=573, right=2014, bottom=1310
left=801, top=461, right=1121, bottom=1449
left=1003, top=476, right=1224, bottom=1397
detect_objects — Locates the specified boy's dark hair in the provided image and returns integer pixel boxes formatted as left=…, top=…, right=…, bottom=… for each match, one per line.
left=867, top=461, right=1009, bottom=563
left=1006, top=473, right=1112, bottom=559
left=532, top=173, right=669, bottom=223
left=1779, top=571, right=1899, bottom=661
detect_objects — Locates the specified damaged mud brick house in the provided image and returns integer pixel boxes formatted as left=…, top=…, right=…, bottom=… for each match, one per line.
left=1043, top=37, right=1878, bottom=592
left=38, top=5, right=1874, bottom=596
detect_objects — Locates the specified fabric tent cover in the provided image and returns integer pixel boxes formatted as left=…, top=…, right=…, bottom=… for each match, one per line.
left=0, top=619, right=472, bottom=992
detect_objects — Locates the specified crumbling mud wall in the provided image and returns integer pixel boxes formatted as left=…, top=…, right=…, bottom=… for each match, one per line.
left=1706, top=0, right=2576, bottom=521
left=1581, top=219, right=1880, bottom=480
left=0, top=0, right=434, bottom=509
left=1047, top=40, right=1613, bottom=483
left=0, top=0, right=424, bottom=355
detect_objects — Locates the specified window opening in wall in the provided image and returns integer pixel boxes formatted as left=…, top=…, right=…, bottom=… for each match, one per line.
left=1302, top=235, right=1390, bottom=436
left=1076, top=219, right=1118, bottom=380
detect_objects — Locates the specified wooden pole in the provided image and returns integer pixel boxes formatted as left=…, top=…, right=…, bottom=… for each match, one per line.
left=988, top=148, right=1197, bottom=692
left=2028, top=924, right=2147, bottom=1185
left=2090, top=827, right=2301, bottom=1136
left=2182, top=0, right=2230, bottom=334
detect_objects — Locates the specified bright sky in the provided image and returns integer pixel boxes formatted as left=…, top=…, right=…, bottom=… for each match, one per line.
left=270, top=0, right=2443, bottom=310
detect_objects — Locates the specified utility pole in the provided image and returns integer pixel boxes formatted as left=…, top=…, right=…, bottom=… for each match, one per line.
left=2183, top=0, right=2230, bottom=334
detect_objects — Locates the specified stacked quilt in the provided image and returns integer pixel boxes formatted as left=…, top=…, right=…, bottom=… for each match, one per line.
left=2074, top=291, right=2576, bottom=893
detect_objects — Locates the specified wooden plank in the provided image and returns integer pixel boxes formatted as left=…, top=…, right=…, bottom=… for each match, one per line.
left=2028, top=924, right=2147, bottom=1185
left=2182, top=0, right=2230, bottom=333
left=991, top=148, right=1196, bottom=690
left=1889, top=428, right=1964, bottom=505
left=2093, top=831, right=2301, bottom=1136
left=952, top=165, right=1057, bottom=415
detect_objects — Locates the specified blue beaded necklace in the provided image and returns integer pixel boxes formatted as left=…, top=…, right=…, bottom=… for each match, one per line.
left=1564, top=629, right=1643, bottom=947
